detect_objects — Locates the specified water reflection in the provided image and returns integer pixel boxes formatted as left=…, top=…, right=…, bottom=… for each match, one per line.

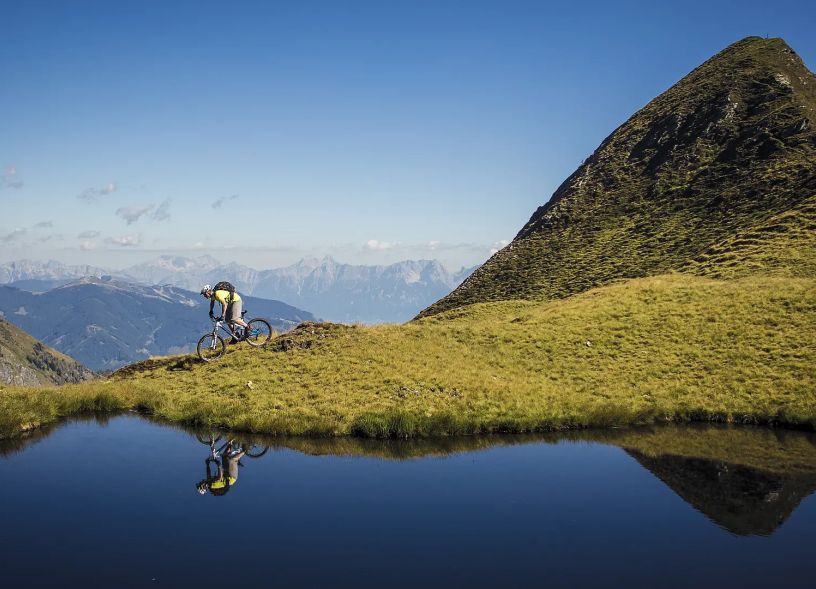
left=627, top=450, right=816, bottom=536
left=180, top=424, right=816, bottom=536
left=195, top=433, right=269, bottom=496
left=2, top=417, right=815, bottom=537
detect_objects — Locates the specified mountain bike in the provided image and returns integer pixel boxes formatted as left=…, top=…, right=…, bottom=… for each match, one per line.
left=197, top=310, right=273, bottom=361
left=196, top=432, right=270, bottom=459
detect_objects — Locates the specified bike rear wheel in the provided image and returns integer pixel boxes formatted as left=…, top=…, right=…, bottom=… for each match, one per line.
left=243, top=444, right=269, bottom=458
left=245, top=318, right=273, bottom=347
left=197, top=333, right=226, bottom=361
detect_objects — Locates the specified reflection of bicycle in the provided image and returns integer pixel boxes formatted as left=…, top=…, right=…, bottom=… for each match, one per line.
left=195, top=433, right=270, bottom=496
left=196, top=432, right=269, bottom=459
left=197, top=310, right=273, bottom=362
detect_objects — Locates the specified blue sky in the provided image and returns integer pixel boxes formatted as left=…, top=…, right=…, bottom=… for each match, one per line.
left=3, top=0, right=815, bottom=270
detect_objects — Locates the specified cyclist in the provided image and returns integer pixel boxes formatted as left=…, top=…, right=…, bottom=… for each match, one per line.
left=200, top=282, right=249, bottom=339
left=196, top=440, right=246, bottom=496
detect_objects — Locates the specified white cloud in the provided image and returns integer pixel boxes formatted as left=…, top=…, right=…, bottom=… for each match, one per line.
left=151, top=199, right=171, bottom=221
left=105, top=234, right=141, bottom=247
left=77, top=182, right=117, bottom=201
left=78, top=230, right=100, bottom=239
left=116, top=205, right=154, bottom=225
left=1, top=228, right=26, bottom=243
left=427, top=240, right=441, bottom=250
left=489, top=239, right=510, bottom=255
left=80, top=240, right=97, bottom=251
left=0, top=165, right=23, bottom=190
left=364, top=239, right=399, bottom=251
left=212, top=194, right=239, bottom=209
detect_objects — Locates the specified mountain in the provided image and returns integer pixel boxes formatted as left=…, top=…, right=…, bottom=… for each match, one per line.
left=0, top=318, right=93, bottom=386
left=0, top=277, right=314, bottom=371
left=121, top=255, right=224, bottom=287
left=251, top=257, right=477, bottom=323
left=1, top=256, right=478, bottom=323
left=0, top=260, right=108, bottom=284
left=420, top=37, right=816, bottom=317
left=124, top=255, right=477, bottom=322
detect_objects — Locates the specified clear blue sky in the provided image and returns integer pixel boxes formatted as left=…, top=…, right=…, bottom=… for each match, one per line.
left=3, top=0, right=815, bottom=270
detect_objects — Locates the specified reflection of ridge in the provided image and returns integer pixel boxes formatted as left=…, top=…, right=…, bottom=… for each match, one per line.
left=627, top=450, right=816, bottom=536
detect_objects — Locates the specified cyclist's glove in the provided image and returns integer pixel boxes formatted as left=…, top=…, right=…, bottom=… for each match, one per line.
left=209, top=312, right=215, bottom=319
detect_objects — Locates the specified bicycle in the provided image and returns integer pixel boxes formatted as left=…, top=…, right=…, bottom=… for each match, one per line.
left=196, top=432, right=270, bottom=459
left=196, top=310, right=273, bottom=361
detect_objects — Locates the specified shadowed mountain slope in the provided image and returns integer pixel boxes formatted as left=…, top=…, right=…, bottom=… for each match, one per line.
left=421, top=37, right=816, bottom=317
left=0, top=319, right=93, bottom=386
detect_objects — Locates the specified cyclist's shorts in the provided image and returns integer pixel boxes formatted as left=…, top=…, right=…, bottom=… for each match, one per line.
left=226, top=300, right=242, bottom=322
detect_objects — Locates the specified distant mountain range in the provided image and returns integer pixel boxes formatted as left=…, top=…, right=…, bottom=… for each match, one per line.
left=0, top=277, right=313, bottom=371
left=0, top=257, right=479, bottom=323
left=0, top=318, right=94, bottom=386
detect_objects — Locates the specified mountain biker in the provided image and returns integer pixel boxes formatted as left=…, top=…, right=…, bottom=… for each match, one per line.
left=200, top=282, right=249, bottom=339
left=196, top=440, right=246, bottom=496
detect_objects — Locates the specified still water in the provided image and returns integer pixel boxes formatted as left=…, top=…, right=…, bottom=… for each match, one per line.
left=1, top=415, right=814, bottom=588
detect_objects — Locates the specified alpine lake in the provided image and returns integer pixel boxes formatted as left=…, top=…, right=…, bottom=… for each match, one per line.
left=1, top=414, right=814, bottom=588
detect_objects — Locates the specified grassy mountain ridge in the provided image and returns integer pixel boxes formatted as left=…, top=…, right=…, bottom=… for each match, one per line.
left=421, top=37, right=816, bottom=317
left=0, top=319, right=93, bottom=386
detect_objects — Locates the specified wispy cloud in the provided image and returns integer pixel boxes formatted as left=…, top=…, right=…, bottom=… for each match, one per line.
left=105, top=234, right=141, bottom=247
left=150, top=198, right=171, bottom=221
left=364, top=239, right=400, bottom=251
left=77, top=182, right=117, bottom=201
left=33, top=220, right=53, bottom=229
left=1, top=228, right=27, bottom=243
left=78, top=230, right=100, bottom=239
left=212, top=194, right=239, bottom=209
left=116, top=205, right=154, bottom=225
left=80, top=240, right=97, bottom=251
left=0, top=165, right=24, bottom=190
left=489, top=239, right=510, bottom=255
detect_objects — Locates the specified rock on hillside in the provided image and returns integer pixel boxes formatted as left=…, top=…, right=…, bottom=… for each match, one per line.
left=0, top=319, right=94, bottom=386
left=421, top=37, right=816, bottom=317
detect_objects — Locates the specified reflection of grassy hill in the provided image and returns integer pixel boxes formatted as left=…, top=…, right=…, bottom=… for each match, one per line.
left=627, top=451, right=816, bottom=536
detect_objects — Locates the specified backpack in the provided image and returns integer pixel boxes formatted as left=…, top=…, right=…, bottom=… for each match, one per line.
left=213, top=281, right=236, bottom=301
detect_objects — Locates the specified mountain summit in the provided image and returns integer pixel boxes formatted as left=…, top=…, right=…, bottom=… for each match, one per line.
left=421, top=37, right=816, bottom=317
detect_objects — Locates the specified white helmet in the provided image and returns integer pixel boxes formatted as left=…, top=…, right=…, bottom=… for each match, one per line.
left=200, top=284, right=212, bottom=295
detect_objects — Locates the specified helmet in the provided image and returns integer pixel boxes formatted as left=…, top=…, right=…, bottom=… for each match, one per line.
left=200, top=284, right=212, bottom=296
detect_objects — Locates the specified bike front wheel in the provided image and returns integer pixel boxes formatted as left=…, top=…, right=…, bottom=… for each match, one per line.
left=245, top=318, right=273, bottom=347
left=197, top=333, right=226, bottom=361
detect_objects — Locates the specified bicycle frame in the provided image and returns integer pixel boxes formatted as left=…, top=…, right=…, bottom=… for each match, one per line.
left=210, top=317, right=243, bottom=341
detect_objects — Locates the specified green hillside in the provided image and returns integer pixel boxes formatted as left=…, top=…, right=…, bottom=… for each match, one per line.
left=421, top=37, right=816, bottom=317
left=0, top=319, right=94, bottom=387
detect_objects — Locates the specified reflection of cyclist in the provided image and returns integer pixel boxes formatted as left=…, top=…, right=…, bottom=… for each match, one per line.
left=200, top=282, right=249, bottom=338
left=196, top=441, right=246, bottom=496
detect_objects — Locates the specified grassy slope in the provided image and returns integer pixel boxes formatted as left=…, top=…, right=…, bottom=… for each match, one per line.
left=2, top=270, right=813, bottom=438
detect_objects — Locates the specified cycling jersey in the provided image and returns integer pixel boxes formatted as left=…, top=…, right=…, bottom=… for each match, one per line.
left=214, top=289, right=241, bottom=305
